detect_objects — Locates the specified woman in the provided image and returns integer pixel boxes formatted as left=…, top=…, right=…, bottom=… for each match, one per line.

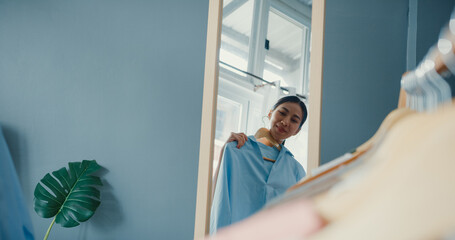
left=210, top=96, right=308, bottom=234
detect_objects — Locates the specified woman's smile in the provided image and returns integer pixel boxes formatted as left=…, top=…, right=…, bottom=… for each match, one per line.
left=268, top=101, right=303, bottom=143
left=277, top=125, right=286, bottom=133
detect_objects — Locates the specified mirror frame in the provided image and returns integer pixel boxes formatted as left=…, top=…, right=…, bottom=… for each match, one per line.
left=194, top=0, right=326, bottom=238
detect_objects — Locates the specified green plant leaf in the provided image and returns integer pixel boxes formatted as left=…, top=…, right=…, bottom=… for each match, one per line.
left=34, top=160, right=103, bottom=228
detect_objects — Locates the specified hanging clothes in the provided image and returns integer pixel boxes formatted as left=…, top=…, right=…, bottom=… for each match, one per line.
left=0, top=126, right=34, bottom=240
left=210, top=135, right=305, bottom=234
left=308, top=101, right=455, bottom=240
left=206, top=198, right=325, bottom=240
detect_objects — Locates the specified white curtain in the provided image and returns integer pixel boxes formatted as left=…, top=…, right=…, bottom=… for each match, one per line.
left=256, top=81, right=283, bottom=119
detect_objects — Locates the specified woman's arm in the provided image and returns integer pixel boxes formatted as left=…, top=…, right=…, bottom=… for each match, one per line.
left=212, top=132, right=248, bottom=199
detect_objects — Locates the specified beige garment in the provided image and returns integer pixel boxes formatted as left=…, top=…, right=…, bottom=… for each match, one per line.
left=287, top=108, right=414, bottom=193
left=205, top=199, right=325, bottom=240
left=310, top=103, right=455, bottom=240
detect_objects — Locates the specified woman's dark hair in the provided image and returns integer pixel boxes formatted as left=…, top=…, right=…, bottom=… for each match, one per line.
left=272, top=96, right=308, bottom=129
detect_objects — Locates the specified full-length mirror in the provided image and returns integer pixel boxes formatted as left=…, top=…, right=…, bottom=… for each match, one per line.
left=194, top=0, right=325, bottom=238
left=210, top=0, right=313, bottom=234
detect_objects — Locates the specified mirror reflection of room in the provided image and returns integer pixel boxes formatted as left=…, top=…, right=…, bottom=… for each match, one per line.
left=210, top=0, right=313, bottom=234
left=214, top=0, right=312, bottom=177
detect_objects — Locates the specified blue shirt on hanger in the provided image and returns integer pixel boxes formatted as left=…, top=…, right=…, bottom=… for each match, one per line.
left=210, top=136, right=306, bottom=234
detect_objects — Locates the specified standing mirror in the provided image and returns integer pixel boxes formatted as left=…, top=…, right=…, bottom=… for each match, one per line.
left=194, top=0, right=325, bottom=238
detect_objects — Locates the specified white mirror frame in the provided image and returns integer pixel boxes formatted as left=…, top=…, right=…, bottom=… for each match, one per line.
left=193, top=0, right=325, bottom=238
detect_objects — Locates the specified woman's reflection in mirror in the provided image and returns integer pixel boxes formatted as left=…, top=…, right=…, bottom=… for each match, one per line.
left=210, top=95, right=308, bottom=234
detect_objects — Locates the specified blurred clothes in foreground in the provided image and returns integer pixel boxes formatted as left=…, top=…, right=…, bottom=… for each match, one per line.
left=0, top=125, right=34, bottom=240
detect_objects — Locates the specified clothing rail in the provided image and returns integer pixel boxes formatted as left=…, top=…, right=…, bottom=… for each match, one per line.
left=219, top=61, right=307, bottom=100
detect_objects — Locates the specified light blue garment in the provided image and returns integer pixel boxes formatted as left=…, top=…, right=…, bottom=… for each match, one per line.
left=0, top=126, right=34, bottom=240
left=257, top=141, right=279, bottom=174
left=210, top=136, right=306, bottom=234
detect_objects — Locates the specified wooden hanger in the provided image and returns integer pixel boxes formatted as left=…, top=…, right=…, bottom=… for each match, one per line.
left=254, top=128, right=281, bottom=162
left=398, top=53, right=452, bottom=111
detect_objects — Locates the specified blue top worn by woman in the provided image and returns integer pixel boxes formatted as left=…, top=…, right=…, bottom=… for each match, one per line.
left=210, top=135, right=306, bottom=233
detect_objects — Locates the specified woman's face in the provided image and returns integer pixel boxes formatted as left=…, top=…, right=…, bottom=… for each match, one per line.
left=268, top=102, right=303, bottom=143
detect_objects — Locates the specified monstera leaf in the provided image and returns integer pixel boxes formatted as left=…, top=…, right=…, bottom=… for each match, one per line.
left=34, top=160, right=103, bottom=239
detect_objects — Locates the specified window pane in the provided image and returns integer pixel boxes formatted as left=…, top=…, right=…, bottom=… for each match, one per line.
left=220, top=0, right=254, bottom=71
left=263, top=10, right=309, bottom=94
left=215, top=96, right=242, bottom=141
left=213, top=96, right=242, bottom=177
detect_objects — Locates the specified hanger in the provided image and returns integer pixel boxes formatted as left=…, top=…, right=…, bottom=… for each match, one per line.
left=401, top=25, right=454, bottom=112
left=254, top=128, right=281, bottom=162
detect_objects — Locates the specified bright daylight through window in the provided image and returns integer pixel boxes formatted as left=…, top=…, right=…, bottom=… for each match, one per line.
left=214, top=0, right=312, bottom=174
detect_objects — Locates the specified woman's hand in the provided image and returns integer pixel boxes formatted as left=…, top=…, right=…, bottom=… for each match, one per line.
left=213, top=132, right=248, bottom=197
left=227, top=132, right=248, bottom=149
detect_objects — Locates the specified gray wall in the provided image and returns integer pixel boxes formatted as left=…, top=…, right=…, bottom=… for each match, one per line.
left=416, top=0, right=455, bottom=63
left=320, top=0, right=455, bottom=164
left=320, top=0, right=409, bottom=164
left=415, top=0, right=455, bottom=93
left=0, top=0, right=209, bottom=239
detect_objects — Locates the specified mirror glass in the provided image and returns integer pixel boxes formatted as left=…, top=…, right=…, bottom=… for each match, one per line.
left=208, top=0, right=314, bottom=233
left=213, top=0, right=313, bottom=180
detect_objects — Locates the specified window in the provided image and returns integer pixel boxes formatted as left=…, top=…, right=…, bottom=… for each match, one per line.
left=263, top=8, right=311, bottom=94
